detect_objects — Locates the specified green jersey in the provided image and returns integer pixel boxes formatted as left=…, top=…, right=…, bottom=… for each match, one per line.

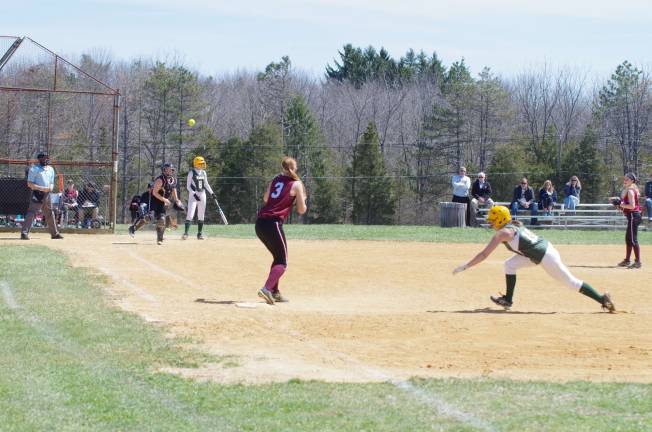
left=502, top=223, right=548, bottom=264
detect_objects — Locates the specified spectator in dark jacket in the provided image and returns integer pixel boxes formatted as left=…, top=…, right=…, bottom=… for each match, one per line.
left=510, top=177, right=538, bottom=225
left=470, top=172, right=494, bottom=225
left=539, top=180, right=557, bottom=216
left=645, top=173, right=652, bottom=222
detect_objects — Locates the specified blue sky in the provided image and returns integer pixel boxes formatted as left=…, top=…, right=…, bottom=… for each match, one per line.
left=4, top=0, right=651, bottom=79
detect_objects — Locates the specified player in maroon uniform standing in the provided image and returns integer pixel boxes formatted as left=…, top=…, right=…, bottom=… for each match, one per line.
left=616, top=172, right=642, bottom=269
left=256, top=157, right=307, bottom=304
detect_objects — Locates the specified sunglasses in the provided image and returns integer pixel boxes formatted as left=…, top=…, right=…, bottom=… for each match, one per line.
left=521, top=182, right=527, bottom=185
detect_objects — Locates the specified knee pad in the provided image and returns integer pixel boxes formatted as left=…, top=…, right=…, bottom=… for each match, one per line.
left=156, top=217, right=166, bottom=229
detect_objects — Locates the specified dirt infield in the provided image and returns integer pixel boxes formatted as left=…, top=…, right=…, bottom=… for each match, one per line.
left=8, top=232, right=652, bottom=384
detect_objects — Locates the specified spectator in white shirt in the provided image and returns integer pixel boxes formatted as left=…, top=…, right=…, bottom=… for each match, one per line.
left=451, top=166, right=472, bottom=226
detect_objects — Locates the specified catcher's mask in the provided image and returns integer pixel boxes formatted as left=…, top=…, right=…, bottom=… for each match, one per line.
left=193, top=156, right=206, bottom=170
left=487, top=205, right=511, bottom=230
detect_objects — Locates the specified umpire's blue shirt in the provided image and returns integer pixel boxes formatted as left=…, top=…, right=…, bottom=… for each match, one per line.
left=27, top=164, right=55, bottom=188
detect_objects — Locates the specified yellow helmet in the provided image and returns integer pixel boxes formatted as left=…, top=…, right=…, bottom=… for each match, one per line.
left=193, top=156, right=206, bottom=170
left=486, top=205, right=511, bottom=229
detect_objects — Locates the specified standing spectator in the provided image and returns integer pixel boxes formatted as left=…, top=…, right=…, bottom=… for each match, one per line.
left=644, top=172, right=652, bottom=222
left=538, top=180, right=557, bottom=216
left=510, top=177, right=538, bottom=225
left=470, top=172, right=494, bottom=225
left=616, top=173, right=642, bottom=269
left=451, top=166, right=472, bottom=226
left=20, top=152, right=63, bottom=240
left=563, top=176, right=581, bottom=211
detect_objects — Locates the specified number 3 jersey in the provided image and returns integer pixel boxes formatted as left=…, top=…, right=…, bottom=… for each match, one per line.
left=257, top=175, right=296, bottom=222
left=502, top=223, right=549, bottom=264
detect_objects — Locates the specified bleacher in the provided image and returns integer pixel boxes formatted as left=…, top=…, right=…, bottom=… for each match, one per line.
left=475, top=202, right=647, bottom=230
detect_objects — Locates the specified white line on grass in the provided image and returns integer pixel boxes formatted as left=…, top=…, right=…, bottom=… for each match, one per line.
left=0, top=279, right=235, bottom=431
left=1, top=281, right=19, bottom=310
left=280, top=323, right=495, bottom=432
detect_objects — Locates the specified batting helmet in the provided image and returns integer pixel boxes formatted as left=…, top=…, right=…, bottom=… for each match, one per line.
left=486, top=205, right=511, bottom=229
left=193, top=156, right=206, bottom=170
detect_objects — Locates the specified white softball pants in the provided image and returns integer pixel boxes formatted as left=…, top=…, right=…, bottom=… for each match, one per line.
left=186, top=191, right=207, bottom=221
left=504, top=244, right=583, bottom=291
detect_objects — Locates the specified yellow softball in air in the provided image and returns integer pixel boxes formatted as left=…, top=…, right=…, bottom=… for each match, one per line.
left=187, top=118, right=196, bottom=127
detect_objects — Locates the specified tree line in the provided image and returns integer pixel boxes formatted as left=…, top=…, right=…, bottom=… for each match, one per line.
left=1, top=44, right=651, bottom=224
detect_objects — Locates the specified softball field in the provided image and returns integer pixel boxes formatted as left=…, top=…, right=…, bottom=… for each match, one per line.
left=24, top=231, right=650, bottom=385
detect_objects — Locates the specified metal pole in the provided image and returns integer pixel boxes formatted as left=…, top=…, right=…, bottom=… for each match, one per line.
left=110, top=91, right=121, bottom=232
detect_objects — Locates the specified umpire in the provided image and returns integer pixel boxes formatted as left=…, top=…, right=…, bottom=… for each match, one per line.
left=21, top=152, right=63, bottom=240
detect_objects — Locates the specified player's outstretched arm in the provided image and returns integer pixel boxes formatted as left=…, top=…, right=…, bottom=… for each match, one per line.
left=453, top=229, right=510, bottom=274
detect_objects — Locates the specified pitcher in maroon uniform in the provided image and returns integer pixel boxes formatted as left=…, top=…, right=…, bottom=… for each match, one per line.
left=256, top=157, right=307, bottom=304
left=616, top=172, right=642, bottom=269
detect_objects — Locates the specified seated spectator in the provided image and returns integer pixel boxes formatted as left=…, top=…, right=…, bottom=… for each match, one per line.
left=645, top=172, right=652, bottom=222
left=563, top=176, right=581, bottom=211
left=61, top=181, right=80, bottom=225
left=470, top=172, right=494, bottom=223
left=539, top=180, right=557, bottom=216
left=77, top=182, right=100, bottom=227
left=451, top=166, right=472, bottom=226
left=510, top=177, right=538, bottom=225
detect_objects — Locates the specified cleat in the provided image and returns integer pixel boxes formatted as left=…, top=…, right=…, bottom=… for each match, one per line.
left=20, top=233, right=29, bottom=240
left=157, top=240, right=163, bottom=245
left=601, top=292, right=616, bottom=313
left=197, top=233, right=204, bottom=240
left=51, top=233, right=64, bottom=239
left=257, top=287, right=275, bottom=305
left=181, top=233, right=188, bottom=240
left=272, top=291, right=288, bottom=302
left=490, top=294, right=512, bottom=310
left=617, top=259, right=631, bottom=267
left=128, top=226, right=135, bottom=238
left=628, top=261, right=641, bottom=269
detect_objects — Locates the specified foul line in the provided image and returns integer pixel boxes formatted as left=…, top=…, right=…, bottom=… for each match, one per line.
left=97, top=266, right=158, bottom=304
left=278, top=322, right=495, bottom=432
left=0, top=279, right=235, bottom=431
left=1, top=281, right=19, bottom=310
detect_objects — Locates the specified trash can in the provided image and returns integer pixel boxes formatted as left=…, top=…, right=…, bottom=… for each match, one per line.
left=439, top=202, right=466, bottom=227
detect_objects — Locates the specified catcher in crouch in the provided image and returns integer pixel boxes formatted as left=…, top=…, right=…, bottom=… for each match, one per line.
left=150, top=163, right=184, bottom=245
left=453, top=205, right=615, bottom=313
left=182, top=156, right=215, bottom=240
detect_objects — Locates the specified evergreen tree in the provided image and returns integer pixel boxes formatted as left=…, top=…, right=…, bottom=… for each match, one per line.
left=561, top=128, right=606, bottom=203
left=488, top=144, right=527, bottom=202
left=284, top=95, right=340, bottom=223
left=349, top=123, right=396, bottom=224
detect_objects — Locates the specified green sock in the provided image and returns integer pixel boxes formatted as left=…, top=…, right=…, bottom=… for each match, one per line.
left=579, top=282, right=603, bottom=304
left=198, top=221, right=203, bottom=234
left=184, top=220, right=191, bottom=235
left=505, top=274, right=516, bottom=302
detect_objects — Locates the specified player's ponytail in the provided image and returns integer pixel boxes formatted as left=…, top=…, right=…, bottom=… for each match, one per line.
left=282, top=156, right=300, bottom=181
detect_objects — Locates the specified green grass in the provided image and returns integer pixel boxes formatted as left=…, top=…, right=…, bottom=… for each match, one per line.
left=117, top=223, right=652, bottom=244
left=1, top=245, right=651, bottom=431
